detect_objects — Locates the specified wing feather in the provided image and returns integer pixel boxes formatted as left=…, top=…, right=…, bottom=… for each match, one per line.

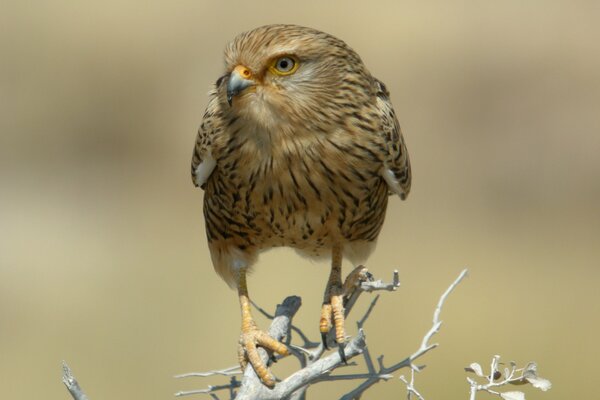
left=375, top=79, right=411, bottom=199
left=191, top=88, right=221, bottom=189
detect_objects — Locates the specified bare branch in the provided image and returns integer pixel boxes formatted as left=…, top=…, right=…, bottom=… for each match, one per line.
left=62, top=361, right=90, bottom=400
left=339, top=269, right=468, bottom=399
left=60, top=266, right=547, bottom=400
left=360, top=269, right=400, bottom=292
left=255, top=330, right=367, bottom=399
left=388, top=268, right=468, bottom=373
left=175, top=377, right=240, bottom=398
left=251, top=299, right=319, bottom=349
left=399, top=369, right=425, bottom=400
left=176, top=268, right=467, bottom=400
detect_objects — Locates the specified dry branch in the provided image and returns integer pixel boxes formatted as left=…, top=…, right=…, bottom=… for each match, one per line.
left=62, top=361, right=90, bottom=400
left=60, top=267, right=552, bottom=400
left=176, top=268, right=468, bottom=399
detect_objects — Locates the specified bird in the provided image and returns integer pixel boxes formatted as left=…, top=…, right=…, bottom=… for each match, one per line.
left=191, top=24, right=411, bottom=387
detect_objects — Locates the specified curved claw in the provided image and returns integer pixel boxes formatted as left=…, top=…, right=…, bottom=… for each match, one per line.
left=321, top=332, right=330, bottom=350
left=338, top=342, right=348, bottom=364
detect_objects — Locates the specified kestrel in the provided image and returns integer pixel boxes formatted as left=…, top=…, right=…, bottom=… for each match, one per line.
left=191, top=24, right=411, bottom=387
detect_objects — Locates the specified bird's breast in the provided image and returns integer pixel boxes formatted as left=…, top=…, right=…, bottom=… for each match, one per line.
left=204, top=127, right=389, bottom=255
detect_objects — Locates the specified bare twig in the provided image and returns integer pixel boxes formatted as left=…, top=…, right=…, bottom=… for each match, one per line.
left=62, top=361, right=90, bottom=400
left=399, top=369, right=425, bottom=400
left=175, top=377, right=241, bottom=398
left=236, top=330, right=367, bottom=400
left=175, top=366, right=241, bottom=379
left=343, top=268, right=399, bottom=324
left=360, top=269, right=400, bottom=292
left=338, top=268, right=468, bottom=399
left=466, top=355, right=552, bottom=400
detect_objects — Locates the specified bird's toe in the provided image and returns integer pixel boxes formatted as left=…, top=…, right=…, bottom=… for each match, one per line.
left=238, top=327, right=288, bottom=388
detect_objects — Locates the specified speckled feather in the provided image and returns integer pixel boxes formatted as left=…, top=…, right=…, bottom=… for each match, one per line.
left=191, top=24, right=411, bottom=286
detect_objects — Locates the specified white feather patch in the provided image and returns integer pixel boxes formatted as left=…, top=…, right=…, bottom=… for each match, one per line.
left=194, top=153, right=216, bottom=187
left=382, top=165, right=406, bottom=198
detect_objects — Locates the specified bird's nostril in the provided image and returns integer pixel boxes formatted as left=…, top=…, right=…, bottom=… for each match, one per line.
left=242, top=68, right=251, bottom=78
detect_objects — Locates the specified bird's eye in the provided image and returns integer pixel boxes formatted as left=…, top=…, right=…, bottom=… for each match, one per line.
left=270, top=56, right=299, bottom=76
left=276, top=57, right=294, bottom=72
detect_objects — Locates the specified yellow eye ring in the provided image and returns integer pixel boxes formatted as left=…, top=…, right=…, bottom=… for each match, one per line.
left=269, top=55, right=299, bottom=76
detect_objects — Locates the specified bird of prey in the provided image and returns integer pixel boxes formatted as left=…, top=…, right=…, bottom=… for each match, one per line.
left=191, top=24, right=411, bottom=387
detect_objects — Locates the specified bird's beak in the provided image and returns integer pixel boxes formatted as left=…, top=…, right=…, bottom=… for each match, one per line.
left=227, top=65, right=255, bottom=106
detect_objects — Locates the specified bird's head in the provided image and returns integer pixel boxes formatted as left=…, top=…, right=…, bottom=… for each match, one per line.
left=219, top=24, right=371, bottom=131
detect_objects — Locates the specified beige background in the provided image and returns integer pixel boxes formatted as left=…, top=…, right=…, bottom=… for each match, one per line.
left=1, top=1, right=599, bottom=399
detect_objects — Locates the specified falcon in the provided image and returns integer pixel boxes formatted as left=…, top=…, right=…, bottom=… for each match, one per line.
left=191, top=24, right=411, bottom=387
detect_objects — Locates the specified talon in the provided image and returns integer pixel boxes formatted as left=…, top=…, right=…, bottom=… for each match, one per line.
left=321, top=332, right=330, bottom=350
left=269, top=354, right=278, bottom=364
left=320, top=302, right=332, bottom=350
left=338, top=342, right=347, bottom=364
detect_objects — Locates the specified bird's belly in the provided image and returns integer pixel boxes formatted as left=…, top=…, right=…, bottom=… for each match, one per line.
left=203, top=159, right=389, bottom=257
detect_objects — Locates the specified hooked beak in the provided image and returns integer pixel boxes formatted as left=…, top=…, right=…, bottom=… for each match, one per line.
left=227, top=65, right=254, bottom=106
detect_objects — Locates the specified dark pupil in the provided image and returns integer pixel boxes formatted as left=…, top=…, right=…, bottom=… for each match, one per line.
left=279, top=59, right=290, bottom=70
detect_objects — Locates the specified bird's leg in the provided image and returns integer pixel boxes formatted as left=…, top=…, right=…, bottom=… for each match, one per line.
left=237, top=269, right=289, bottom=388
left=319, top=245, right=346, bottom=360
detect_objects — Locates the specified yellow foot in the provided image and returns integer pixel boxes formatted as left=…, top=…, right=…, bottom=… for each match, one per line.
left=238, top=325, right=289, bottom=388
left=319, top=284, right=346, bottom=351
left=320, top=266, right=373, bottom=362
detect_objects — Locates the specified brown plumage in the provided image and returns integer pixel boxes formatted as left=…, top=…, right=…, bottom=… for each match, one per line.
left=191, top=24, right=411, bottom=387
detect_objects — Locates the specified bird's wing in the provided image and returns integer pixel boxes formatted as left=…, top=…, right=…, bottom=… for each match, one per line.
left=191, top=87, right=221, bottom=189
left=375, top=79, right=412, bottom=200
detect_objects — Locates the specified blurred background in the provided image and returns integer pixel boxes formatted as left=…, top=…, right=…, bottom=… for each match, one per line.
left=1, top=1, right=599, bottom=399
